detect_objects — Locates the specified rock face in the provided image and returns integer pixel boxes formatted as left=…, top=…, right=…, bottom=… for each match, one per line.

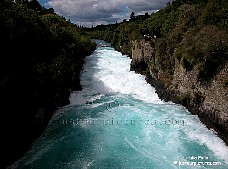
left=131, top=40, right=228, bottom=144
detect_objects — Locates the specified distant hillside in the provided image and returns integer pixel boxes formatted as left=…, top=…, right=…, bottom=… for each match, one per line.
left=87, top=0, right=228, bottom=144
left=0, top=0, right=96, bottom=167
left=88, top=0, right=228, bottom=70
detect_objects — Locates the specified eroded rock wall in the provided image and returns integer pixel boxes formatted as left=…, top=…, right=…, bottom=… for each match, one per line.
left=131, top=40, right=228, bottom=144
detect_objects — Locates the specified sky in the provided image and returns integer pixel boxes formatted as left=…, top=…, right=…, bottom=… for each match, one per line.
left=38, top=0, right=173, bottom=27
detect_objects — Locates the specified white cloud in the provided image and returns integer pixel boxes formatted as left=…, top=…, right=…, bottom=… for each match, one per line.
left=120, top=0, right=170, bottom=11
left=46, top=0, right=173, bottom=27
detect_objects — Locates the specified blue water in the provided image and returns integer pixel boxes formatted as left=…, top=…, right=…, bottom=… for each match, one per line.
left=10, top=43, right=228, bottom=169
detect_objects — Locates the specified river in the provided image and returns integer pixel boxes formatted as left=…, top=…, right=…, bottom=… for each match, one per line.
left=9, top=40, right=228, bottom=169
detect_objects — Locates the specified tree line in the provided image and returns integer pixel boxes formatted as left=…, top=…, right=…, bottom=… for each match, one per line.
left=87, top=0, right=228, bottom=84
left=0, top=0, right=96, bottom=168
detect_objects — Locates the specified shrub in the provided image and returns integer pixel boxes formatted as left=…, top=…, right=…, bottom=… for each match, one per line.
left=179, top=93, right=191, bottom=106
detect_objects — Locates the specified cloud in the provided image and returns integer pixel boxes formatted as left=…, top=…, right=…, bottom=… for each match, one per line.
left=45, top=0, right=173, bottom=27
left=120, top=0, right=171, bottom=11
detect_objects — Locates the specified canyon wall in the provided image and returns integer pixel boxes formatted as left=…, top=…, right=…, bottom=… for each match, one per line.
left=131, top=39, right=228, bottom=144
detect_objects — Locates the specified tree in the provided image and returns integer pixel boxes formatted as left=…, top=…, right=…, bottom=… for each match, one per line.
left=130, top=12, right=135, bottom=20
left=145, top=12, right=149, bottom=19
left=27, top=0, right=42, bottom=11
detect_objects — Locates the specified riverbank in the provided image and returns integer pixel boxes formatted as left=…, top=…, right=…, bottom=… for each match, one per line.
left=0, top=1, right=96, bottom=168
left=130, top=39, right=228, bottom=146
left=86, top=2, right=228, bottom=145
left=8, top=44, right=228, bottom=169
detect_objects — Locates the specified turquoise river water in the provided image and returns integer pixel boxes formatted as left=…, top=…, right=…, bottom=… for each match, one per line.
left=9, top=41, right=228, bottom=169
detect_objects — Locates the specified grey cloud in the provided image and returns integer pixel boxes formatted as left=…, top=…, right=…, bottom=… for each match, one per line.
left=47, top=0, right=173, bottom=27
left=123, top=0, right=172, bottom=11
left=48, top=0, right=122, bottom=19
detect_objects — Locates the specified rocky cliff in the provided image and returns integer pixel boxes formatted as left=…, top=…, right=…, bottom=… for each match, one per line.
left=131, top=39, right=228, bottom=144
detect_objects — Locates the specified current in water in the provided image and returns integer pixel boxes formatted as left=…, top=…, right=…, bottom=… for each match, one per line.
left=9, top=40, right=228, bottom=169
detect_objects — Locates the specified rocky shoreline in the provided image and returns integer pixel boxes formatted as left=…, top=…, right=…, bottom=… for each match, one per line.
left=129, top=40, right=228, bottom=145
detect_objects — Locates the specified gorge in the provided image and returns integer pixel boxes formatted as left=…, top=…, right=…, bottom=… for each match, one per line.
left=8, top=41, right=228, bottom=169
left=87, top=0, right=228, bottom=147
left=1, top=0, right=228, bottom=168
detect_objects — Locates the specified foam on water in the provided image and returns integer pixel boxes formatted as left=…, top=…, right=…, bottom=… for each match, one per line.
left=9, top=45, right=228, bottom=169
left=69, top=48, right=163, bottom=106
left=70, top=46, right=228, bottom=165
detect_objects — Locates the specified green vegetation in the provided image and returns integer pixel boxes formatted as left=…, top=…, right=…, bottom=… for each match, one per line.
left=2, top=0, right=227, bottom=167
left=179, top=90, right=204, bottom=110
left=87, top=0, right=228, bottom=84
left=0, top=0, right=96, bottom=167
left=85, top=14, right=148, bottom=55
left=178, top=93, right=191, bottom=106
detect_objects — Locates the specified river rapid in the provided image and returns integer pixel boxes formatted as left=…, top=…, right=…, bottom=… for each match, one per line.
left=9, top=40, right=228, bottom=169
